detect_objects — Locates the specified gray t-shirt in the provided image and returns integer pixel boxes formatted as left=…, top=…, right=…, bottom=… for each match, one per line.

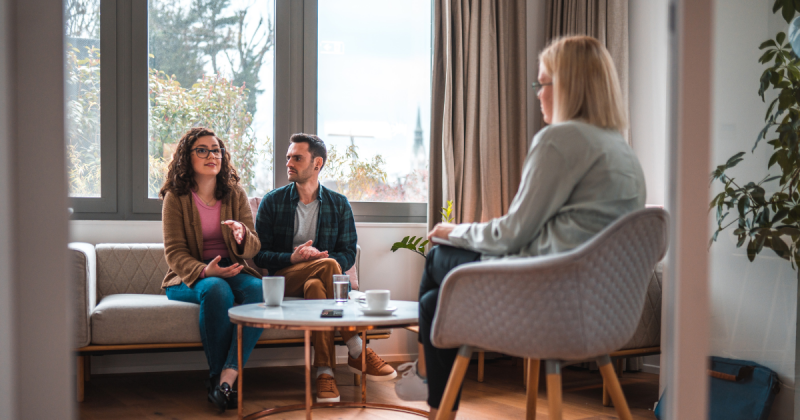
left=293, top=199, right=320, bottom=248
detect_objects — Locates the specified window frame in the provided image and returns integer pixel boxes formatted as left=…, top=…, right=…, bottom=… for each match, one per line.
left=70, top=0, right=428, bottom=223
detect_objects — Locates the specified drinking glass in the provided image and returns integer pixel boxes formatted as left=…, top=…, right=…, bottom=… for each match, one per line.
left=333, top=274, right=350, bottom=304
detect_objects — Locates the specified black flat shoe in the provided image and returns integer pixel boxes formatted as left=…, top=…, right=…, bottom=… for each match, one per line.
left=226, top=388, right=238, bottom=409
left=208, top=382, right=232, bottom=413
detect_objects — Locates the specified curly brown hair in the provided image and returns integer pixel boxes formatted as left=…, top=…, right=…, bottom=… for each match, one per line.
left=158, top=127, right=241, bottom=200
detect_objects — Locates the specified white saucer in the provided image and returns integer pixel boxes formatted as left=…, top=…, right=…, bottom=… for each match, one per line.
left=358, top=306, right=398, bottom=316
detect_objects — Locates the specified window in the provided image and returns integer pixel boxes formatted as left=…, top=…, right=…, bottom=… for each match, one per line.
left=68, top=0, right=430, bottom=222
left=147, top=0, right=275, bottom=198
left=317, top=0, right=431, bottom=203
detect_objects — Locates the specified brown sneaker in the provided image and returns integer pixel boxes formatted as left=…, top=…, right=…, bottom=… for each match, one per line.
left=347, top=348, right=397, bottom=382
left=315, top=374, right=340, bottom=403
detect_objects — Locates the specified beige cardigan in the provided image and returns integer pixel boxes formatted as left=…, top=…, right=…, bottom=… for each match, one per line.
left=161, top=185, right=262, bottom=289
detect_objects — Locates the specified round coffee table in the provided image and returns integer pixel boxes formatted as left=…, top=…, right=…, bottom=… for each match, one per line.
left=228, top=299, right=426, bottom=420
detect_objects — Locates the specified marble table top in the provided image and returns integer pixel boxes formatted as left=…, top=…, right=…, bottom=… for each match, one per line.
left=228, top=299, right=419, bottom=329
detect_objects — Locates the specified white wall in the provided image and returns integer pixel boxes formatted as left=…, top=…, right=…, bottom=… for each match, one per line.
left=710, top=2, right=796, bottom=419
left=70, top=221, right=427, bottom=373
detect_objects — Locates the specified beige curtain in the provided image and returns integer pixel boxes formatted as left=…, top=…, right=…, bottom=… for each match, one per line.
left=545, top=0, right=629, bottom=143
left=428, top=0, right=528, bottom=229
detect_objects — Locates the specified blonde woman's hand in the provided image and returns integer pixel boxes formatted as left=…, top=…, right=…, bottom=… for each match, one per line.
left=222, top=220, right=245, bottom=244
left=427, top=223, right=456, bottom=242
left=205, top=255, right=243, bottom=278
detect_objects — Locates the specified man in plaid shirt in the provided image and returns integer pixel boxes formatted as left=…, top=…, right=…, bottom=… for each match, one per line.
left=254, top=133, right=396, bottom=403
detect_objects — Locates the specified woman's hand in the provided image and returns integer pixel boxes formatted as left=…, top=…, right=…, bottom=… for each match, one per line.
left=222, top=220, right=246, bottom=244
left=205, top=255, right=243, bottom=278
left=427, top=223, right=457, bottom=241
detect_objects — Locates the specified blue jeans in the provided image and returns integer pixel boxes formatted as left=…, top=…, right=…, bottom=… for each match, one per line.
left=166, top=258, right=263, bottom=378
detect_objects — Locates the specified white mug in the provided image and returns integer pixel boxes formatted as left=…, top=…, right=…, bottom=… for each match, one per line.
left=262, top=276, right=285, bottom=306
left=364, top=290, right=390, bottom=310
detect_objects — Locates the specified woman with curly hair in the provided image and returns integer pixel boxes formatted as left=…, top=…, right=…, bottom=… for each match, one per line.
left=159, top=127, right=263, bottom=413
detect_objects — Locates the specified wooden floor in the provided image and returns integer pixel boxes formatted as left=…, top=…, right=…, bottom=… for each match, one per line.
left=78, top=358, right=659, bottom=419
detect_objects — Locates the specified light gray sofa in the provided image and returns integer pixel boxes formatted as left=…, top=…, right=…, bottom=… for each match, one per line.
left=71, top=242, right=388, bottom=402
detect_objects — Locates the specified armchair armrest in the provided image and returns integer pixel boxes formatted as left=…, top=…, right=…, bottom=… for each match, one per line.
left=69, top=242, right=96, bottom=348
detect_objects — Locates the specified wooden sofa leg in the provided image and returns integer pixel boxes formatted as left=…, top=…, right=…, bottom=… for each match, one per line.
left=84, top=355, right=91, bottom=382
left=354, top=373, right=361, bottom=386
left=545, top=360, right=562, bottom=420
left=526, top=359, right=540, bottom=420
left=77, top=355, right=85, bottom=403
left=598, top=355, right=633, bottom=420
left=436, top=346, right=473, bottom=420
left=477, top=351, right=485, bottom=382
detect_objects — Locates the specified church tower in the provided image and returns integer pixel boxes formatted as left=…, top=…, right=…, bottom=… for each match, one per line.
left=412, top=107, right=425, bottom=170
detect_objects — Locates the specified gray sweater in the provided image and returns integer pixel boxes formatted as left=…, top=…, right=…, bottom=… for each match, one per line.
left=449, top=120, right=646, bottom=259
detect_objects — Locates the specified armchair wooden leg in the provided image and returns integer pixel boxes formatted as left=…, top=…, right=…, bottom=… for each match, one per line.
left=354, top=373, right=361, bottom=386
left=545, top=360, right=562, bottom=420
left=477, top=350, right=485, bottom=382
left=597, top=355, right=633, bottom=420
left=76, top=355, right=85, bottom=403
left=602, top=381, right=611, bottom=406
left=526, top=359, right=540, bottom=420
left=436, top=346, right=473, bottom=420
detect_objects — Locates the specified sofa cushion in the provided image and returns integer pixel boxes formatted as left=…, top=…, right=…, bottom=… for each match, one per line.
left=96, top=244, right=169, bottom=302
left=91, top=294, right=389, bottom=345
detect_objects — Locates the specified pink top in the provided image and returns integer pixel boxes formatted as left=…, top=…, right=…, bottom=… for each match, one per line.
left=191, top=191, right=230, bottom=264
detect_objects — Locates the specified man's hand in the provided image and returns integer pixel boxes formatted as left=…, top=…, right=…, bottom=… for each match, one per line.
left=222, top=220, right=246, bottom=244
left=290, top=240, right=329, bottom=264
left=205, top=255, right=244, bottom=278
left=427, top=222, right=457, bottom=242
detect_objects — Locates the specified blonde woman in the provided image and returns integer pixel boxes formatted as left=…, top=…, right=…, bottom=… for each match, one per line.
left=159, top=127, right=263, bottom=413
left=395, top=36, right=646, bottom=419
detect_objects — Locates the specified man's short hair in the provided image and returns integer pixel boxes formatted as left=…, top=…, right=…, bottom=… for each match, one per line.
left=290, top=133, right=328, bottom=169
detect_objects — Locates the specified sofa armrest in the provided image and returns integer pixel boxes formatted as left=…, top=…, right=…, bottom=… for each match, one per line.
left=70, top=242, right=96, bottom=348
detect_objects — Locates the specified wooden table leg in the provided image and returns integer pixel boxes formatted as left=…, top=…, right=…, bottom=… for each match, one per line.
left=305, top=329, right=312, bottom=420
left=238, top=324, right=243, bottom=420
left=361, top=330, right=367, bottom=404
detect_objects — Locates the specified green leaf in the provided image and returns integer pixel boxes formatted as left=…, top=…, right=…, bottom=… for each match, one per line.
left=778, top=31, right=788, bottom=45
left=776, top=0, right=784, bottom=13
left=726, top=151, right=746, bottom=168
left=738, top=196, right=750, bottom=217
left=418, top=240, right=429, bottom=253
left=760, top=50, right=778, bottom=64
left=771, top=232, right=792, bottom=260
left=747, top=238, right=758, bottom=261
left=783, top=0, right=795, bottom=23
left=760, top=39, right=778, bottom=50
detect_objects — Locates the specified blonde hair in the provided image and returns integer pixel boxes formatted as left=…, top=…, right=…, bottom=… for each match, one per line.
left=539, top=36, right=627, bottom=131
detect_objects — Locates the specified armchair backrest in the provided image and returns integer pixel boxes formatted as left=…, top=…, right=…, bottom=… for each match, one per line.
left=430, top=208, right=668, bottom=361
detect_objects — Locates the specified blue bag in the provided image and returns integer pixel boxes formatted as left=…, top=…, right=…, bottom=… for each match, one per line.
left=654, top=356, right=779, bottom=420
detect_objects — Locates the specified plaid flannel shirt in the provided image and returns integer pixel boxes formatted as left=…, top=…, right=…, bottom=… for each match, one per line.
left=253, top=182, right=357, bottom=275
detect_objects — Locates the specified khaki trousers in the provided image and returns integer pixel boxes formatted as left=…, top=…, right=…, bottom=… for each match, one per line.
left=275, top=258, right=357, bottom=367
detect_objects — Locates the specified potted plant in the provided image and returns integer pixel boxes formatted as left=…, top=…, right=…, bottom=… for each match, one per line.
left=709, top=14, right=800, bottom=271
left=390, top=200, right=454, bottom=257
